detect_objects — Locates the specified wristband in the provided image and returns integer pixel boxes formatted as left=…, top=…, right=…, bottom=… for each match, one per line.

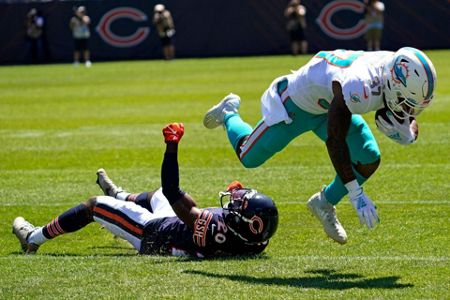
left=345, top=179, right=362, bottom=198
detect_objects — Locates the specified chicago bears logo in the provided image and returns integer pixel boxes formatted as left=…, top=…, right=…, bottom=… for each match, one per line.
left=316, top=0, right=367, bottom=40
left=96, top=7, right=149, bottom=48
left=391, top=58, right=409, bottom=87
left=249, top=216, right=264, bottom=235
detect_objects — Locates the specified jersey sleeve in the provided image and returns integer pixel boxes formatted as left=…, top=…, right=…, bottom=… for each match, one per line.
left=192, top=209, right=214, bottom=247
left=192, top=209, right=229, bottom=249
left=341, top=76, right=371, bottom=114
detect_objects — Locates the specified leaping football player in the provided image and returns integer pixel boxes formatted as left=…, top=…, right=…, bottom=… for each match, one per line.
left=203, top=47, right=437, bottom=244
left=13, top=123, right=278, bottom=257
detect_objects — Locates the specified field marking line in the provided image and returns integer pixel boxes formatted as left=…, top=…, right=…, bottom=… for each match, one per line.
left=277, top=255, right=449, bottom=263
left=0, top=255, right=447, bottom=262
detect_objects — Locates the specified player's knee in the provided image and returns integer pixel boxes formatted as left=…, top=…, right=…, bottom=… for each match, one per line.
left=355, top=158, right=380, bottom=178
left=84, top=197, right=98, bottom=210
left=240, top=157, right=263, bottom=169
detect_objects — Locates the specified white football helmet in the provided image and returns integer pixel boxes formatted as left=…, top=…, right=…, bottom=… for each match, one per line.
left=383, top=47, right=437, bottom=119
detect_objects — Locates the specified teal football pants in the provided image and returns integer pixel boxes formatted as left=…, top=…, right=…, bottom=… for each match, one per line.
left=223, top=98, right=380, bottom=205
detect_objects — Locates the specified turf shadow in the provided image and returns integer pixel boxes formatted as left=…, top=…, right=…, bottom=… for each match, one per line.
left=183, top=269, right=414, bottom=289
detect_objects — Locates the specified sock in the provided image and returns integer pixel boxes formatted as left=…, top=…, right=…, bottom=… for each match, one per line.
left=41, top=204, right=93, bottom=239
left=127, top=192, right=153, bottom=212
left=224, top=113, right=253, bottom=151
left=28, top=228, right=49, bottom=246
left=324, top=168, right=367, bottom=205
left=116, top=191, right=131, bottom=201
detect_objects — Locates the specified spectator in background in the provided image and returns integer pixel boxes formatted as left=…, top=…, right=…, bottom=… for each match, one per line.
left=70, top=6, right=92, bottom=67
left=25, top=8, right=48, bottom=63
left=153, top=4, right=176, bottom=60
left=364, top=0, right=385, bottom=51
left=285, top=0, right=308, bottom=55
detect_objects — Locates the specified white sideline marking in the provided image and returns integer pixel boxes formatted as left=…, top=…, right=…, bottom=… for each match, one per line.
left=278, top=255, right=449, bottom=263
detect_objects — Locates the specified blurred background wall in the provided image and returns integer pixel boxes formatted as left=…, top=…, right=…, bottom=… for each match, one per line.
left=0, top=0, right=449, bottom=64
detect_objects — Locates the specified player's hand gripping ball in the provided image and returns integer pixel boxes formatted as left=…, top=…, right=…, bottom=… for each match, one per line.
left=375, top=107, right=418, bottom=145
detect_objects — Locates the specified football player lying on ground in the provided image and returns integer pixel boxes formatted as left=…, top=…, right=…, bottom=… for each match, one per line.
left=203, top=47, right=436, bottom=244
left=13, top=123, right=279, bottom=257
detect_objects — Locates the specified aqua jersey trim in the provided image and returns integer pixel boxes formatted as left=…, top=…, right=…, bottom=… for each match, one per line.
left=315, top=50, right=363, bottom=68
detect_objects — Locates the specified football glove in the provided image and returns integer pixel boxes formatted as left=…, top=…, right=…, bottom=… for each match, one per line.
left=375, top=112, right=417, bottom=145
left=226, top=180, right=243, bottom=191
left=162, top=122, right=184, bottom=143
left=348, top=188, right=380, bottom=229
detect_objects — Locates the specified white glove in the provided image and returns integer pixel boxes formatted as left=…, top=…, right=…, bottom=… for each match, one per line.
left=375, top=112, right=416, bottom=145
left=348, top=188, right=380, bottom=229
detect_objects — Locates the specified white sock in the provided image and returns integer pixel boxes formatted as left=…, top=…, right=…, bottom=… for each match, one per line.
left=28, top=228, right=49, bottom=245
left=116, top=192, right=131, bottom=201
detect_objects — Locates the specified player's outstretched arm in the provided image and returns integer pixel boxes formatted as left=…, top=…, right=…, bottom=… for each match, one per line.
left=161, top=123, right=202, bottom=230
left=326, top=81, right=355, bottom=184
left=326, top=82, right=379, bottom=229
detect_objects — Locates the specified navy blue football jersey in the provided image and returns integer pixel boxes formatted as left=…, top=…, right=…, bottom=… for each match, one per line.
left=140, top=208, right=268, bottom=257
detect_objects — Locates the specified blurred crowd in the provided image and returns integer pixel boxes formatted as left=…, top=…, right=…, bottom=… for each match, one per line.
left=284, top=0, right=385, bottom=55
left=19, top=1, right=387, bottom=65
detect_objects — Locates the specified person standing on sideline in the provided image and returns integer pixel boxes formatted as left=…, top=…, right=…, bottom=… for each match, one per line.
left=25, top=8, right=48, bottom=63
left=364, top=0, right=385, bottom=51
left=70, top=6, right=92, bottom=67
left=284, top=0, right=308, bottom=55
left=153, top=4, right=176, bottom=60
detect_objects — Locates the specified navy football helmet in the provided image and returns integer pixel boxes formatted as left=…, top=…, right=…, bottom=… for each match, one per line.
left=220, top=188, right=278, bottom=244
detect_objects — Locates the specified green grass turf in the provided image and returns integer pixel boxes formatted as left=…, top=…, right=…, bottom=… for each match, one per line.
left=0, top=51, right=449, bottom=299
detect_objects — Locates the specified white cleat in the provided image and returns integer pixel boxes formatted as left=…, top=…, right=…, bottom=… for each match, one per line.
left=96, top=168, right=123, bottom=197
left=203, top=93, right=241, bottom=129
left=12, top=217, right=40, bottom=254
left=307, top=191, right=348, bottom=244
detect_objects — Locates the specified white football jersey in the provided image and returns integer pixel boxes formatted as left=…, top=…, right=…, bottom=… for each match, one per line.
left=285, top=50, right=394, bottom=115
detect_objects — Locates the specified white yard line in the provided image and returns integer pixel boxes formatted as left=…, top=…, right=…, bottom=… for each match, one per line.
left=0, top=255, right=447, bottom=262
left=277, top=255, right=449, bottom=262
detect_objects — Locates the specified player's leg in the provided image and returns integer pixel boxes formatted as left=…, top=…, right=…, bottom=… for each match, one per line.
left=307, top=115, right=379, bottom=244
left=314, top=115, right=380, bottom=205
left=307, top=119, right=348, bottom=244
left=204, top=90, right=319, bottom=168
left=203, top=93, right=253, bottom=155
left=92, top=196, right=158, bottom=251
left=238, top=98, right=321, bottom=168
left=146, top=188, right=177, bottom=218
left=96, top=168, right=161, bottom=212
left=12, top=199, right=96, bottom=254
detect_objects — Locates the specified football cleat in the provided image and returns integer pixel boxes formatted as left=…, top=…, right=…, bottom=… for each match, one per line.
left=307, top=191, right=347, bottom=244
left=12, top=217, right=40, bottom=254
left=203, top=93, right=241, bottom=129
left=162, top=122, right=184, bottom=143
left=96, top=168, right=123, bottom=198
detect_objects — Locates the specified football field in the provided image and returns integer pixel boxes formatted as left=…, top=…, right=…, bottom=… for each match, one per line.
left=0, top=51, right=449, bottom=299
